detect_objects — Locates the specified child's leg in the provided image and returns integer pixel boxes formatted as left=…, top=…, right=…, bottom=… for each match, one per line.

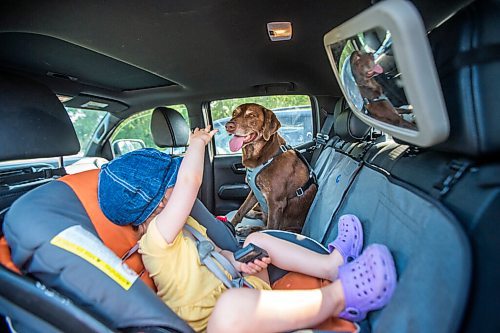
left=207, top=281, right=345, bottom=333
left=210, top=243, right=398, bottom=332
left=244, top=214, right=364, bottom=281
left=244, top=232, right=342, bottom=281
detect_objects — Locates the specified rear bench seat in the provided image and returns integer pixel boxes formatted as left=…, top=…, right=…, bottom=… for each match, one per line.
left=301, top=2, right=499, bottom=332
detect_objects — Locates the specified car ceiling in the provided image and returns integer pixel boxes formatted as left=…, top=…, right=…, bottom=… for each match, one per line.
left=0, top=0, right=471, bottom=117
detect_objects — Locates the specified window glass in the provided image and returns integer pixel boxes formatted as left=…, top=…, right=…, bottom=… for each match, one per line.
left=210, top=95, right=312, bottom=155
left=66, top=107, right=107, bottom=155
left=110, top=104, right=189, bottom=157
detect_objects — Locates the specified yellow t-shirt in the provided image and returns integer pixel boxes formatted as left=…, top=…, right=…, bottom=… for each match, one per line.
left=139, top=216, right=271, bottom=332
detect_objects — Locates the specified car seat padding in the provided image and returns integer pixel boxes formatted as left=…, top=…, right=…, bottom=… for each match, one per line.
left=0, top=236, right=20, bottom=274
left=4, top=174, right=193, bottom=331
left=58, top=169, right=156, bottom=291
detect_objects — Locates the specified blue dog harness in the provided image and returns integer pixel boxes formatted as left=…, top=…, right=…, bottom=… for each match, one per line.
left=246, top=145, right=318, bottom=214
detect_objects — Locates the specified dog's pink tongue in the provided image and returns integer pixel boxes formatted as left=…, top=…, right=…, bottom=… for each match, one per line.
left=229, top=136, right=245, bottom=152
left=373, top=64, right=384, bottom=74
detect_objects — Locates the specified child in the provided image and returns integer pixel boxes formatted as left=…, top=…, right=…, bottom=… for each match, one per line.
left=98, top=125, right=397, bottom=333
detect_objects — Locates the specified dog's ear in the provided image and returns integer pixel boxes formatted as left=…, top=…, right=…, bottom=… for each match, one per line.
left=351, top=51, right=361, bottom=63
left=262, top=107, right=281, bottom=141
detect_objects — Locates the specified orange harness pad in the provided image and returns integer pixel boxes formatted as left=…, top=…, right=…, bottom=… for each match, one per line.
left=0, top=170, right=156, bottom=290
left=59, top=169, right=156, bottom=291
left=0, top=236, right=20, bottom=274
left=272, top=272, right=357, bottom=332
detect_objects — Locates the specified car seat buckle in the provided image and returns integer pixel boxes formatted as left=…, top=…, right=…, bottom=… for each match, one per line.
left=315, top=133, right=329, bottom=146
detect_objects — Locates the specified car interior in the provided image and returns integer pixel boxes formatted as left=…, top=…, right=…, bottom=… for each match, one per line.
left=0, top=0, right=499, bottom=332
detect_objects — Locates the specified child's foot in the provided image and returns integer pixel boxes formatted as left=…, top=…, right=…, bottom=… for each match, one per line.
left=337, top=244, right=397, bottom=322
left=328, top=214, right=364, bottom=264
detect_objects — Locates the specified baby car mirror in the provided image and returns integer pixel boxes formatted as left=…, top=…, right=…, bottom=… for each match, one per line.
left=324, top=0, right=449, bottom=147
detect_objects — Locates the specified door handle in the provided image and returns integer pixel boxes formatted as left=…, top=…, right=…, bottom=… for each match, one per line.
left=231, top=163, right=246, bottom=174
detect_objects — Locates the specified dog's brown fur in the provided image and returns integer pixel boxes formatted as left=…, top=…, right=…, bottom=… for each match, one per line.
left=350, top=51, right=417, bottom=130
left=225, top=103, right=317, bottom=233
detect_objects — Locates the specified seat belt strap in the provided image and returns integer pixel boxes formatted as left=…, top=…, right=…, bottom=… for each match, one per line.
left=183, top=224, right=252, bottom=289
left=311, top=101, right=342, bottom=165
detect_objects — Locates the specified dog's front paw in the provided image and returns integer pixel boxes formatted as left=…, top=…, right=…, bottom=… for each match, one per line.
left=245, top=209, right=266, bottom=221
left=235, top=225, right=265, bottom=237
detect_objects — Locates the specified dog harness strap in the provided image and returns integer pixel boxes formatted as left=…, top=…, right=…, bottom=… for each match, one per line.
left=292, top=148, right=318, bottom=197
left=183, top=224, right=253, bottom=289
left=246, top=166, right=269, bottom=214
left=363, top=94, right=389, bottom=105
left=246, top=145, right=292, bottom=214
left=248, top=144, right=318, bottom=205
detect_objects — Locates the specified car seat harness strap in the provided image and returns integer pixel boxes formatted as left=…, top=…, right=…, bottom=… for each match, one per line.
left=184, top=224, right=253, bottom=289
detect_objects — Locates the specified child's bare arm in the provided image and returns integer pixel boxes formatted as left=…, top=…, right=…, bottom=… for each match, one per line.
left=155, top=125, right=217, bottom=244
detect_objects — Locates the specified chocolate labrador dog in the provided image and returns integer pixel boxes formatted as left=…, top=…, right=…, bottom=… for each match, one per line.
left=225, top=103, right=317, bottom=233
left=350, top=51, right=417, bottom=130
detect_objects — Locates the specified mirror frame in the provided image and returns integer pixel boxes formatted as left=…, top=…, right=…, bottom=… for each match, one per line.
left=324, top=0, right=449, bottom=147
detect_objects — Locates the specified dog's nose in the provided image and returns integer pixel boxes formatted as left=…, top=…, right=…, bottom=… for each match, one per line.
left=225, top=121, right=236, bottom=132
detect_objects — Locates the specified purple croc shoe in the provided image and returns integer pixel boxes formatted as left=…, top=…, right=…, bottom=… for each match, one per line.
left=338, top=244, right=397, bottom=322
left=328, top=214, right=364, bottom=263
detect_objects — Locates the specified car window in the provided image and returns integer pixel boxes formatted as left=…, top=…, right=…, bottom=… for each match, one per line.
left=66, top=107, right=107, bottom=155
left=210, top=95, right=313, bottom=155
left=110, top=104, right=189, bottom=157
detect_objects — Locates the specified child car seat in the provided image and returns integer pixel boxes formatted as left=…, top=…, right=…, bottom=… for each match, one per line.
left=0, top=71, right=194, bottom=333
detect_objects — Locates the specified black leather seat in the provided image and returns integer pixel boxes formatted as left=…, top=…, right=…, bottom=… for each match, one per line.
left=151, top=106, right=190, bottom=149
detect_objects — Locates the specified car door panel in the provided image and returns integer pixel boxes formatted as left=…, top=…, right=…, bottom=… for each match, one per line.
left=212, top=155, right=249, bottom=216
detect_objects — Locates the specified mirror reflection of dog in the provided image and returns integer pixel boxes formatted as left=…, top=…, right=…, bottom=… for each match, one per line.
left=225, top=103, right=317, bottom=235
left=350, top=51, right=417, bottom=130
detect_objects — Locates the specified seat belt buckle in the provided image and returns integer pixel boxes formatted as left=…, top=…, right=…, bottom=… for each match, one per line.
left=315, top=133, right=329, bottom=146
left=197, top=240, right=215, bottom=260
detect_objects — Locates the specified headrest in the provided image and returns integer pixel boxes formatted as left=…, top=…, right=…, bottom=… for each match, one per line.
left=334, top=100, right=370, bottom=142
left=150, top=107, right=190, bottom=148
left=0, top=71, right=80, bottom=161
left=430, top=0, right=500, bottom=157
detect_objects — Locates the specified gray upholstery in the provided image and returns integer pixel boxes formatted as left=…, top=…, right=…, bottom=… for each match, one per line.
left=0, top=71, right=80, bottom=161
left=430, top=0, right=500, bottom=157
left=323, top=167, right=471, bottom=333
left=303, top=101, right=368, bottom=239
left=151, top=106, right=190, bottom=148
left=303, top=151, right=361, bottom=240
